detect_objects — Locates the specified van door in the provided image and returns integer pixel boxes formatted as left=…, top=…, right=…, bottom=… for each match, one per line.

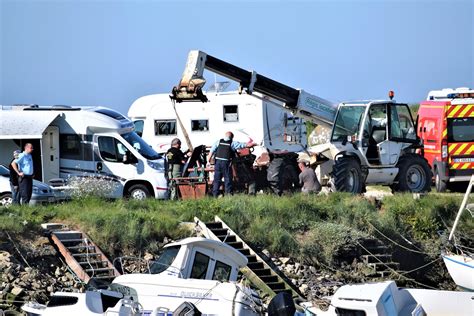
left=94, top=135, right=139, bottom=198
left=41, top=126, right=60, bottom=183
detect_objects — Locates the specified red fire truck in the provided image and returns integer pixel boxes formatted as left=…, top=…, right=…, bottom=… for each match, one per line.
left=418, top=88, right=474, bottom=191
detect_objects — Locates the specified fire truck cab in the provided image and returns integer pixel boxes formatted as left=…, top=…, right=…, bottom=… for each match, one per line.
left=418, top=87, right=474, bottom=191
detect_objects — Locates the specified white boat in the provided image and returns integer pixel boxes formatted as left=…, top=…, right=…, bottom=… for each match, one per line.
left=443, top=174, right=474, bottom=291
left=442, top=253, right=474, bottom=290
left=22, top=237, right=266, bottom=315
left=303, top=281, right=474, bottom=316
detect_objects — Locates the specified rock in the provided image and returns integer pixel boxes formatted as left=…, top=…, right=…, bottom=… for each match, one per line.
left=295, top=262, right=301, bottom=271
left=299, top=284, right=309, bottom=294
left=144, top=252, right=154, bottom=261
left=279, top=257, right=291, bottom=265
left=11, top=286, right=24, bottom=296
left=262, top=249, right=271, bottom=257
left=47, top=286, right=54, bottom=293
left=309, top=266, right=317, bottom=274
left=284, top=264, right=294, bottom=274
left=55, top=267, right=61, bottom=277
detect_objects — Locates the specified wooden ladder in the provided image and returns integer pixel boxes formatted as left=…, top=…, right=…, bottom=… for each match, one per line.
left=194, top=216, right=303, bottom=301
left=43, top=223, right=121, bottom=283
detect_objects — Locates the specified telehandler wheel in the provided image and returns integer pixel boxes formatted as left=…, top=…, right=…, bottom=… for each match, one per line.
left=435, top=169, right=448, bottom=192
left=330, top=157, right=365, bottom=194
left=393, top=154, right=432, bottom=193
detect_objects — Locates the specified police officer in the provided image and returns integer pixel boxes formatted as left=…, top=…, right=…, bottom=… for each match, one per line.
left=166, top=138, right=188, bottom=179
left=11, top=143, right=34, bottom=205
left=209, top=132, right=256, bottom=197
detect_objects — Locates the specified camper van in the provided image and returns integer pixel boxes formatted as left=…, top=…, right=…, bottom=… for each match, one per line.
left=0, top=105, right=168, bottom=200
left=128, top=87, right=307, bottom=156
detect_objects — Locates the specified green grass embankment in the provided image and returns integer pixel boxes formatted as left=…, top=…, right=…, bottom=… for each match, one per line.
left=1, top=193, right=472, bottom=267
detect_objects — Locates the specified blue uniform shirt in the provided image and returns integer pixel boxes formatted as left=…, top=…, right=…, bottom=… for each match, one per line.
left=15, top=152, right=34, bottom=176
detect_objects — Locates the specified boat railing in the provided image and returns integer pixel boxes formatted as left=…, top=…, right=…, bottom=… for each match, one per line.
left=113, top=256, right=183, bottom=278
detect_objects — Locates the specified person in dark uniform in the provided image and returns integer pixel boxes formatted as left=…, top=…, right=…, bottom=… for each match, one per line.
left=9, top=150, right=21, bottom=204
left=209, top=132, right=256, bottom=197
left=11, top=143, right=34, bottom=205
left=166, top=138, right=187, bottom=179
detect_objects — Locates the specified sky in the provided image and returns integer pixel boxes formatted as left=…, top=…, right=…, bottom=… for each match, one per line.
left=0, top=0, right=473, bottom=115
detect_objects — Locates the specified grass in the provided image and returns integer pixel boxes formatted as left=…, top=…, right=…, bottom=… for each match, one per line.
left=1, top=192, right=472, bottom=267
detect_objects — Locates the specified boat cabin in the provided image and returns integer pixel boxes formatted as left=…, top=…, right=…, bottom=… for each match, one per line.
left=148, top=237, right=247, bottom=282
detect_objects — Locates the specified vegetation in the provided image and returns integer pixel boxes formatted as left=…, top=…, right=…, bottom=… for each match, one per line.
left=1, top=192, right=472, bottom=267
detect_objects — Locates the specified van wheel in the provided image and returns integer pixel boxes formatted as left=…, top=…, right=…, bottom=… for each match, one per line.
left=393, top=154, right=431, bottom=193
left=127, top=184, right=151, bottom=200
left=0, top=194, right=13, bottom=207
left=330, top=157, right=365, bottom=194
left=435, top=169, right=447, bottom=192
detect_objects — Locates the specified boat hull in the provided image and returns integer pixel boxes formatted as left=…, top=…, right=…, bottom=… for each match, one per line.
left=442, top=254, right=474, bottom=291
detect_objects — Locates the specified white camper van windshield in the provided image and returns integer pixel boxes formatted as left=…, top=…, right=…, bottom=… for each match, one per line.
left=122, top=132, right=161, bottom=160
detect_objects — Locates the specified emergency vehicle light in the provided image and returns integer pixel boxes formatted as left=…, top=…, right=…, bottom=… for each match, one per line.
left=447, top=92, right=474, bottom=99
left=388, top=90, right=394, bottom=100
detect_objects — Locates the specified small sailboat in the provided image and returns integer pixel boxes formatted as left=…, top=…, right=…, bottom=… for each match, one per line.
left=442, top=174, right=474, bottom=291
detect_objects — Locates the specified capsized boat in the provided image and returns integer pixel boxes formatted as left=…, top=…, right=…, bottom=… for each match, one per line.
left=22, top=237, right=266, bottom=315
left=302, top=281, right=474, bottom=316
left=442, top=174, right=474, bottom=291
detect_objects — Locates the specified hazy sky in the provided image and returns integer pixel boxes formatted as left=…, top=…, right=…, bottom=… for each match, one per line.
left=1, top=0, right=473, bottom=114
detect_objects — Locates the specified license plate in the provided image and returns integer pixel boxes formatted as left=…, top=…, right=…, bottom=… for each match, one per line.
left=453, top=157, right=474, bottom=163
left=48, top=197, right=55, bottom=203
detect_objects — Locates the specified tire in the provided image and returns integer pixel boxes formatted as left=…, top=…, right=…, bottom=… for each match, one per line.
left=127, top=184, right=152, bottom=200
left=393, top=154, right=432, bottom=193
left=435, top=168, right=447, bottom=192
left=0, top=194, right=13, bottom=207
left=330, top=157, right=365, bottom=194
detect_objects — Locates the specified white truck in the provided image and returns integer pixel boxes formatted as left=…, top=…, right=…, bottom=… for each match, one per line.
left=167, top=50, right=432, bottom=193
left=0, top=105, right=168, bottom=199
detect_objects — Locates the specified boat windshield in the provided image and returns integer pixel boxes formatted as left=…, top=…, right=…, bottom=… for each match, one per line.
left=121, top=132, right=161, bottom=160
left=149, top=246, right=181, bottom=274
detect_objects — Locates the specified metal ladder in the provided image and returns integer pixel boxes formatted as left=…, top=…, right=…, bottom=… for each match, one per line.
left=360, top=239, right=400, bottom=278
left=43, top=223, right=121, bottom=283
left=194, top=216, right=303, bottom=301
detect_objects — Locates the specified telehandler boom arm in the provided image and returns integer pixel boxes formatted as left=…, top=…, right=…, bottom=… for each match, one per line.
left=171, top=50, right=337, bottom=129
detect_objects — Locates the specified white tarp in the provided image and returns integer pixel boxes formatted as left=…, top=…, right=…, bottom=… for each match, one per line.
left=0, top=111, right=61, bottom=139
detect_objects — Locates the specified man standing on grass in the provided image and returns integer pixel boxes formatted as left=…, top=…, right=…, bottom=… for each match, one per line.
left=209, top=131, right=256, bottom=197
left=9, top=150, right=21, bottom=204
left=11, top=143, right=34, bottom=205
left=298, top=160, right=321, bottom=194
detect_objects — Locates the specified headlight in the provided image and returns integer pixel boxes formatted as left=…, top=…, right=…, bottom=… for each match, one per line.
left=33, top=186, right=40, bottom=194
left=147, top=160, right=165, bottom=171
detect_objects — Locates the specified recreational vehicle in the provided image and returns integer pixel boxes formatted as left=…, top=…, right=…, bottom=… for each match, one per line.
left=0, top=105, right=168, bottom=200
left=128, top=87, right=307, bottom=156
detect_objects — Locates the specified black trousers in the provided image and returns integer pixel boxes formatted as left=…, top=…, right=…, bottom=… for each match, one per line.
left=19, top=175, right=33, bottom=205
left=213, top=159, right=233, bottom=197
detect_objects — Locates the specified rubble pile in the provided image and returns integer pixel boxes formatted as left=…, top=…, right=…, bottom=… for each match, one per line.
left=269, top=254, right=372, bottom=304
left=0, top=250, right=83, bottom=313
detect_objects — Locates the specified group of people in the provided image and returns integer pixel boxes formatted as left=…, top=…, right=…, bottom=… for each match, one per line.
left=166, top=131, right=320, bottom=197
left=9, top=143, right=35, bottom=205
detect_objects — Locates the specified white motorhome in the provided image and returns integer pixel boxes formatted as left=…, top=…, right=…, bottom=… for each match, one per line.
left=0, top=105, right=168, bottom=199
left=128, top=87, right=307, bottom=156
